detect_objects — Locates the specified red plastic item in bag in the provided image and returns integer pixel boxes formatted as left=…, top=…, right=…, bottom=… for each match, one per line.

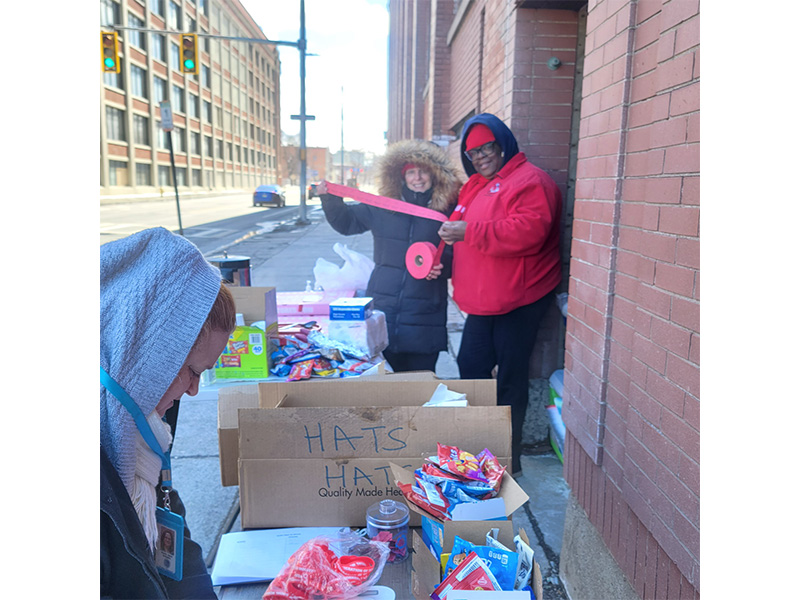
left=263, top=532, right=389, bottom=600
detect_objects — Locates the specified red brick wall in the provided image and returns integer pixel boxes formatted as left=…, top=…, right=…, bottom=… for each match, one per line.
left=564, top=0, right=700, bottom=596
left=448, top=4, right=484, bottom=128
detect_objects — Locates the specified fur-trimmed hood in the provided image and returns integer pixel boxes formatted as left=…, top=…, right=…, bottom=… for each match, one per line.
left=375, top=139, right=462, bottom=213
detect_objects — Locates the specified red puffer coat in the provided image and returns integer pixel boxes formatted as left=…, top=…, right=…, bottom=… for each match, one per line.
left=452, top=152, right=562, bottom=315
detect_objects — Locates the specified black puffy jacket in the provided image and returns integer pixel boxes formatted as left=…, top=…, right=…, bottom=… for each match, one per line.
left=320, top=139, right=462, bottom=355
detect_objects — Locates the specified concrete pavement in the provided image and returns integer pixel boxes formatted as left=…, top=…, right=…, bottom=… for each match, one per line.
left=169, top=204, right=570, bottom=598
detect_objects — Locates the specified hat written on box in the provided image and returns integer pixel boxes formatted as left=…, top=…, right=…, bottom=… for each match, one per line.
left=465, top=124, right=495, bottom=150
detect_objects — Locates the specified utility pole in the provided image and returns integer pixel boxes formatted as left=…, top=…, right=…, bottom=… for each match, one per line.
left=290, top=0, right=313, bottom=225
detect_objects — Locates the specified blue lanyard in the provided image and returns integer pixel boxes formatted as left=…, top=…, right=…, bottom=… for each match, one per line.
left=100, top=366, right=172, bottom=487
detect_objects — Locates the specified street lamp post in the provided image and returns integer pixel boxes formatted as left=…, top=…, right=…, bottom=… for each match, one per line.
left=290, top=0, right=314, bottom=225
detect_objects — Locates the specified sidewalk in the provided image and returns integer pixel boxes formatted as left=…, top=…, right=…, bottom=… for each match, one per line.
left=170, top=205, right=570, bottom=598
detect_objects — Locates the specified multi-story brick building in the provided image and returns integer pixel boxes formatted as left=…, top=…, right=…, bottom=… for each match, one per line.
left=389, top=1, right=700, bottom=598
left=100, top=0, right=281, bottom=197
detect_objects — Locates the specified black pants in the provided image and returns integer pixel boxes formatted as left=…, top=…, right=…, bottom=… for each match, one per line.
left=457, top=293, right=553, bottom=473
left=383, top=350, right=440, bottom=373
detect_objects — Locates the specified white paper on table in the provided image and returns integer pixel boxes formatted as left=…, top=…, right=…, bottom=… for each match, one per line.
left=210, top=526, right=343, bottom=586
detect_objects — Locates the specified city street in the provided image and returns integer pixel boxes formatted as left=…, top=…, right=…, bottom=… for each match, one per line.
left=99, top=185, right=322, bottom=254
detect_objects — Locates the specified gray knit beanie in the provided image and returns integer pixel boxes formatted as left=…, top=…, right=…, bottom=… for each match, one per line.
left=100, top=227, right=222, bottom=491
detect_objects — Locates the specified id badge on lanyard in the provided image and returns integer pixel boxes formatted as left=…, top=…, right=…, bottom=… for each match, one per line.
left=101, top=367, right=184, bottom=581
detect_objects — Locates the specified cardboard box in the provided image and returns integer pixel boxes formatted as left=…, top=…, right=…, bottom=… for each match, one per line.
left=410, top=528, right=544, bottom=600
left=218, top=378, right=500, bottom=486
left=216, top=377, right=509, bottom=529
left=217, top=384, right=261, bottom=486
left=228, top=286, right=278, bottom=330
left=215, top=326, right=272, bottom=379
left=329, top=297, right=373, bottom=320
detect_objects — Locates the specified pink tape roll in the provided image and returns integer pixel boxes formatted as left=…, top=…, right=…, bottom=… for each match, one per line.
left=405, top=242, right=439, bottom=279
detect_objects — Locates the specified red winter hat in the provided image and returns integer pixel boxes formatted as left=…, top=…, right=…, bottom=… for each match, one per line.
left=465, top=124, right=495, bottom=150
left=401, top=163, right=419, bottom=176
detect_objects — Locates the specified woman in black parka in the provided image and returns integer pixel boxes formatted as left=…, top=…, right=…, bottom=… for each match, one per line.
left=319, top=140, right=461, bottom=372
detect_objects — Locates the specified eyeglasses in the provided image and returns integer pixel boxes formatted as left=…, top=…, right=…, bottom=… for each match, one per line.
left=464, top=141, right=498, bottom=162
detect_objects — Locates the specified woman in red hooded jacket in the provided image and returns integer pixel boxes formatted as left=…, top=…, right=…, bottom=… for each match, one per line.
left=436, top=113, right=562, bottom=476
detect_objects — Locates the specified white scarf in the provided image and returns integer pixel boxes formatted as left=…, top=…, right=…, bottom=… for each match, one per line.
left=125, top=411, right=173, bottom=553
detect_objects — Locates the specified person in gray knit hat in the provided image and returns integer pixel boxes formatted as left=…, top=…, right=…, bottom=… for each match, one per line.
left=100, top=227, right=236, bottom=599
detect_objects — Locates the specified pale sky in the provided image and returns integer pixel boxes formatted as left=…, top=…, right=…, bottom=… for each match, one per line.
left=242, top=0, right=390, bottom=156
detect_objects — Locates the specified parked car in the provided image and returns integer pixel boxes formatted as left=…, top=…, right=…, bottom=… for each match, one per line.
left=253, top=184, right=286, bottom=207
left=308, top=182, right=322, bottom=198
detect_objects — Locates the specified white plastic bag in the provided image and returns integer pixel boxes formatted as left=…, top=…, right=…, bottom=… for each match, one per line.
left=313, top=243, right=374, bottom=292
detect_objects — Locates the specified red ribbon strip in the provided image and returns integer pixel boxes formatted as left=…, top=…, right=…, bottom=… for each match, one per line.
left=324, top=182, right=448, bottom=223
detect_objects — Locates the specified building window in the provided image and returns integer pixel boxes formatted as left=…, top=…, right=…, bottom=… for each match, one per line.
left=127, top=14, right=146, bottom=51
left=157, top=122, right=169, bottom=150
left=158, top=165, right=171, bottom=186
left=205, top=135, right=213, bottom=156
left=203, top=99, right=212, bottom=122
left=192, top=168, right=202, bottom=186
left=202, top=64, right=211, bottom=88
left=130, top=65, right=147, bottom=99
left=106, top=106, right=126, bottom=142
left=104, top=69, right=123, bottom=90
left=174, top=167, right=187, bottom=186
left=133, top=114, right=149, bottom=145
left=172, top=127, right=184, bottom=153
left=168, top=1, right=182, bottom=30
left=151, top=33, right=165, bottom=62
left=216, top=139, right=224, bottom=159
left=171, top=85, right=184, bottom=113
left=108, top=160, right=128, bottom=186
left=191, top=131, right=201, bottom=155
left=150, top=0, right=164, bottom=17
left=100, top=0, right=119, bottom=27
left=153, top=76, right=167, bottom=102
left=136, top=163, right=151, bottom=186
left=198, top=0, right=208, bottom=16
left=227, top=141, right=233, bottom=161
left=187, top=16, right=196, bottom=33
left=188, top=93, right=199, bottom=118
left=170, top=42, right=180, bottom=71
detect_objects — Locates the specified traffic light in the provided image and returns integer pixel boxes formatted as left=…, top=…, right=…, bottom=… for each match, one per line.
left=180, top=33, right=199, bottom=75
left=101, top=31, right=120, bottom=73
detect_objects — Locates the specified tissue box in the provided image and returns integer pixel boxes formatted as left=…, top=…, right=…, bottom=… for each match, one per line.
left=215, top=326, right=272, bottom=379
left=327, top=310, right=388, bottom=357
left=329, top=297, right=373, bottom=320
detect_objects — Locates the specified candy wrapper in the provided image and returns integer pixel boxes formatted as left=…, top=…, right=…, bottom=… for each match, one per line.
left=436, top=444, right=491, bottom=484
left=263, top=530, right=389, bottom=600
left=431, top=551, right=502, bottom=600
left=417, top=463, right=495, bottom=501
left=397, top=480, right=452, bottom=521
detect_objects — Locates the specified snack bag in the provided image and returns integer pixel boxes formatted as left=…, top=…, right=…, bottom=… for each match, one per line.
left=431, top=551, right=502, bottom=600
left=263, top=531, right=389, bottom=600
left=397, top=480, right=451, bottom=521
left=476, top=448, right=506, bottom=492
left=442, top=536, right=518, bottom=591
left=436, top=443, right=491, bottom=484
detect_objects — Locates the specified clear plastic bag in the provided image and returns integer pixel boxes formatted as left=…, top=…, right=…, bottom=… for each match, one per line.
left=313, top=243, right=374, bottom=293
left=262, top=530, right=390, bottom=600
